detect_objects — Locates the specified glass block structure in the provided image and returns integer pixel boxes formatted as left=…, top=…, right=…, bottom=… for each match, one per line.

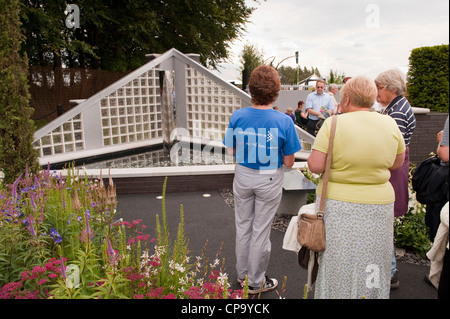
left=185, top=66, right=242, bottom=141
left=33, top=114, right=85, bottom=157
left=33, top=48, right=313, bottom=167
left=99, top=69, right=162, bottom=147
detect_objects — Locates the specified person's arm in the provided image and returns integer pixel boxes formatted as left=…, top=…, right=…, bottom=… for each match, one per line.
left=301, top=110, right=308, bottom=119
left=304, top=95, right=314, bottom=116
left=437, top=145, right=449, bottom=162
left=389, top=152, right=405, bottom=170
left=307, top=149, right=327, bottom=174
left=307, top=108, right=321, bottom=117
left=283, top=153, right=295, bottom=168
left=227, top=147, right=236, bottom=156
left=436, top=116, right=449, bottom=162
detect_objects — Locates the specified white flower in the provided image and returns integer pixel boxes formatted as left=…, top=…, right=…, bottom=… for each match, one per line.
left=217, top=272, right=230, bottom=288
left=210, top=258, right=220, bottom=268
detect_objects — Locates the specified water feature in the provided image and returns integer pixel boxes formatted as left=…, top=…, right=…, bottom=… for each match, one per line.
left=78, top=142, right=235, bottom=170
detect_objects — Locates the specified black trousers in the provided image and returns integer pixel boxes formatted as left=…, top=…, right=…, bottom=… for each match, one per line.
left=306, top=119, right=318, bottom=136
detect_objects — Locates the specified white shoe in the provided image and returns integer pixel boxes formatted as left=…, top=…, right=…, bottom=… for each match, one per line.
left=247, top=276, right=278, bottom=294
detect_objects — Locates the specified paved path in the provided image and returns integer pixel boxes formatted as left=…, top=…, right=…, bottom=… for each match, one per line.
left=116, top=190, right=438, bottom=299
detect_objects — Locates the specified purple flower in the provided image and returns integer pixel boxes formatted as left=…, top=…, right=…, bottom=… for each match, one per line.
left=29, top=193, right=37, bottom=210
left=33, top=175, right=40, bottom=188
left=105, top=235, right=120, bottom=266
left=79, top=210, right=94, bottom=243
left=50, top=228, right=62, bottom=244
left=106, top=235, right=115, bottom=256
left=11, top=175, right=22, bottom=201
left=26, top=215, right=36, bottom=238
left=60, top=255, right=67, bottom=279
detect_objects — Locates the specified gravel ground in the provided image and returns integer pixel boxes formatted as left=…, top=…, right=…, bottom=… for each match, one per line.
left=218, top=188, right=430, bottom=266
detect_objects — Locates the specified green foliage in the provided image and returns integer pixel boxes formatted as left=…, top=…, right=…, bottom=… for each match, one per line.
left=0, top=170, right=244, bottom=299
left=0, top=0, right=39, bottom=185
left=20, top=0, right=258, bottom=72
left=394, top=205, right=431, bottom=258
left=406, top=44, right=449, bottom=112
left=241, top=47, right=323, bottom=85
left=300, top=167, right=319, bottom=204
left=239, top=43, right=264, bottom=85
left=327, top=69, right=346, bottom=85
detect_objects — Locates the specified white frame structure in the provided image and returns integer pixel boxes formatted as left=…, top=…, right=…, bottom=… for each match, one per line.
left=33, top=48, right=313, bottom=167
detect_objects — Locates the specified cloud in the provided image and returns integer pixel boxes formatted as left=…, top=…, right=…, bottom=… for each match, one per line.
left=213, top=0, right=449, bottom=81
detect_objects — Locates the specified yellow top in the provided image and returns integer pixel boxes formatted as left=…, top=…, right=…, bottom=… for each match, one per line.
left=312, top=111, right=406, bottom=204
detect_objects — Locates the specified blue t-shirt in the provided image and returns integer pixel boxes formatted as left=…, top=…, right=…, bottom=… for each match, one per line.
left=223, top=107, right=302, bottom=170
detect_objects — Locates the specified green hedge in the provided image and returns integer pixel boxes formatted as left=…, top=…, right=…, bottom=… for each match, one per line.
left=406, top=44, right=449, bottom=113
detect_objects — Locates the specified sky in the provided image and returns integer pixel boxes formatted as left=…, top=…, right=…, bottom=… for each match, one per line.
left=211, top=0, right=449, bottom=82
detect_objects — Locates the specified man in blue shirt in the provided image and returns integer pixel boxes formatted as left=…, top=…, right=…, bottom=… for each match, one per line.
left=305, top=79, right=336, bottom=135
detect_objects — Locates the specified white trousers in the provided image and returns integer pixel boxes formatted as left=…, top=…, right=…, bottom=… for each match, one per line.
left=233, top=164, right=284, bottom=287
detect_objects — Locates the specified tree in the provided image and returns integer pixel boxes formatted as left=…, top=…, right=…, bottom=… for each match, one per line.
left=327, top=69, right=346, bottom=85
left=20, top=0, right=258, bottom=72
left=278, top=66, right=297, bottom=85
left=407, top=44, right=449, bottom=112
left=239, top=43, right=264, bottom=88
left=278, top=65, right=321, bottom=85
left=0, top=0, right=39, bottom=185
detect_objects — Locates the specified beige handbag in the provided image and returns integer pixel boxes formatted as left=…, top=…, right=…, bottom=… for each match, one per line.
left=297, top=115, right=337, bottom=252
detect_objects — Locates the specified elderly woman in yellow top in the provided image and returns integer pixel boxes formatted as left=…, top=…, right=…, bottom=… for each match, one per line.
left=307, top=75, right=406, bottom=299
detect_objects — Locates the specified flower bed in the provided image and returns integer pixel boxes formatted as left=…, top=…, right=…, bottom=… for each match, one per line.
left=0, top=166, right=246, bottom=299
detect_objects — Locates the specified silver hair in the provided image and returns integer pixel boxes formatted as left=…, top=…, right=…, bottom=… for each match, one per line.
left=328, top=83, right=338, bottom=91
left=375, top=69, right=406, bottom=96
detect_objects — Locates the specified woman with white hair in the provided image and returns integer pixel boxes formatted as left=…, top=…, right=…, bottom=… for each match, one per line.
left=308, top=75, right=406, bottom=298
left=375, top=69, right=416, bottom=288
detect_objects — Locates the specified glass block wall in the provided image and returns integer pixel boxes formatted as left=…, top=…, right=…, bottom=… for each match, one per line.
left=33, top=114, right=84, bottom=157
left=100, top=69, right=162, bottom=147
left=33, top=68, right=163, bottom=160
left=185, top=66, right=242, bottom=141
left=32, top=49, right=252, bottom=165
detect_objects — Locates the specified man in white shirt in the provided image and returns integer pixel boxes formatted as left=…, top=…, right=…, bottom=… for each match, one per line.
left=305, top=79, right=336, bottom=135
left=328, top=83, right=338, bottom=108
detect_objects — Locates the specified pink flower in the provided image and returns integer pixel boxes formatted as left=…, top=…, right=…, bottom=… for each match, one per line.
left=133, top=294, right=143, bottom=299
left=31, top=266, right=45, bottom=279
left=20, top=271, right=30, bottom=282
left=136, top=235, right=150, bottom=242
left=1, top=282, right=22, bottom=293
left=146, top=287, right=164, bottom=298
left=126, top=273, right=143, bottom=281
left=164, top=293, right=175, bottom=299
left=38, top=279, right=47, bottom=285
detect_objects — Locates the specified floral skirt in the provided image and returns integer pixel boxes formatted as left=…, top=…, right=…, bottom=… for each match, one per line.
left=313, top=196, right=394, bottom=299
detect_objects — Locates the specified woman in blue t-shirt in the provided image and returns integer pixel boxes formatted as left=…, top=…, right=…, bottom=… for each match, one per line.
left=223, top=65, right=302, bottom=295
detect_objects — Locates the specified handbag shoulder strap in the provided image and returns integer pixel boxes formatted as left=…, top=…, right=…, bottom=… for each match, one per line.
left=318, top=115, right=337, bottom=214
